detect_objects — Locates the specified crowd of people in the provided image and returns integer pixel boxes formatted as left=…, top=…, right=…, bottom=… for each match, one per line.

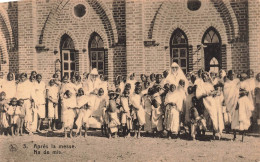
left=0, top=62, right=259, bottom=141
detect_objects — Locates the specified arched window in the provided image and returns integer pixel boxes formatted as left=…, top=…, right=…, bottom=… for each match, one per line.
left=89, top=33, right=106, bottom=75
left=209, top=57, right=219, bottom=73
left=202, top=27, right=221, bottom=72
left=170, top=28, right=189, bottom=74
left=60, top=34, right=76, bottom=78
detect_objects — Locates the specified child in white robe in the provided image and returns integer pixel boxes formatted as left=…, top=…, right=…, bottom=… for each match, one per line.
left=164, top=84, right=183, bottom=139
left=63, top=90, right=77, bottom=138
left=46, top=79, right=59, bottom=131
left=129, top=85, right=145, bottom=138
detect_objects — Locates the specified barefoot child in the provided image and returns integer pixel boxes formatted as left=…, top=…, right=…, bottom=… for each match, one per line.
left=46, top=79, right=59, bottom=131
left=120, top=89, right=132, bottom=137
left=63, top=90, right=76, bottom=138
left=17, top=99, right=26, bottom=136
left=129, top=85, right=146, bottom=138
left=7, top=98, right=18, bottom=136
left=164, top=84, right=183, bottom=139
left=106, top=90, right=120, bottom=138
left=190, top=97, right=207, bottom=140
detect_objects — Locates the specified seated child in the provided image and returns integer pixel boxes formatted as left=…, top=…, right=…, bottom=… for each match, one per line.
left=129, top=85, right=146, bottom=138
left=120, top=89, right=132, bottom=137
left=16, top=99, right=26, bottom=136
left=0, top=92, right=9, bottom=135
left=190, top=97, right=207, bottom=140
left=107, top=90, right=120, bottom=138
left=46, top=79, right=59, bottom=131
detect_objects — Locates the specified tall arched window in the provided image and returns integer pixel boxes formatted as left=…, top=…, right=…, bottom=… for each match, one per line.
left=202, top=27, right=221, bottom=72
left=60, top=34, right=76, bottom=78
left=170, top=28, right=189, bottom=74
left=89, top=33, right=106, bottom=75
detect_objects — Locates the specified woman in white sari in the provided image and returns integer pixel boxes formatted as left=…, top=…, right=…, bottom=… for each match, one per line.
left=196, top=73, right=224, bottom=139
left=16, top=73, right=37, bottom=134
left=164, top=62, right=189, bottom=91
left=224, top=71, right=253, bottom=141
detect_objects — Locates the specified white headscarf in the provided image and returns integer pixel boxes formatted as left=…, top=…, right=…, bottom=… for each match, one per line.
left=165, top=62, right=189, bottom=91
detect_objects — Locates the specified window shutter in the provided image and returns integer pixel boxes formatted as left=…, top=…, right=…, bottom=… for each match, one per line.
left=104, top=50, right=108, bottom=78
left=188, top=45, right=193, bottom=72
left=221, top=44, right=227, bottom=70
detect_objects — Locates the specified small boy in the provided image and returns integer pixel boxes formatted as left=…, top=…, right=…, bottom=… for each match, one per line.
left=130, top=85, right=146, bottom=138
left=107, top=90, right=120, bottom=138
left=7, top=98, right=18, bottom=136
left=17, top=99, right=26, bottom=136
left=63, top=90, right=76, bottom=138
left=46, top=79, right=59, bottom=131
left=190, top=97, right=206, bottom=140
left=120, top=89, right=132, bottom=137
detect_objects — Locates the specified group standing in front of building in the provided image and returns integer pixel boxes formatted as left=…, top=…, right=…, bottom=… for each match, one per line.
left=0, top=63, right=259, bottom=141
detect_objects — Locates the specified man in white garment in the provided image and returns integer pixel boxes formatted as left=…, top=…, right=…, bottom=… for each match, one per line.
left=34, top=74, right=46, bottom=132
left=16, top=73, right=37, bottom=134
left=83, top=68, right=101, bottom=95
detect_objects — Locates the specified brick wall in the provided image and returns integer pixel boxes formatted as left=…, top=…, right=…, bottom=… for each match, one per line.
left=0, top=0, right=257, bottom=82
left=230, top=0, right=249, bottom=73
left=248, top=0, right=260, bottom=75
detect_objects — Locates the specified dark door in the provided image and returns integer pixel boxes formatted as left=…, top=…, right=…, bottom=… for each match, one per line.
left=204, top=44, right=221, bottom=72
left=202, top=27, right=221, bottom=72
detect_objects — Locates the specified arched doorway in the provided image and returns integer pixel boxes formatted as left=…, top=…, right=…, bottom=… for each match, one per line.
left=202, top=27, right=221, bottom=72
left=60, top=34, right=77, bottom=78
left=170, top=28, right=189, bottom=74
left=89, top=33, right=107, bottom=76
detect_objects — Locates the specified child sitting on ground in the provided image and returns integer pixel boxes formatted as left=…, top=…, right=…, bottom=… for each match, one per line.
left=190, top=97, right=207, bottom=140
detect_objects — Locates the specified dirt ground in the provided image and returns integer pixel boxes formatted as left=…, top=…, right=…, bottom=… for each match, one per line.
left=0, top=130, right=259, bottom=162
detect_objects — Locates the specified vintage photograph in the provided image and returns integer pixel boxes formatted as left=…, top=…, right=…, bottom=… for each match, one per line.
left=0, top=0, right=259, bottom=161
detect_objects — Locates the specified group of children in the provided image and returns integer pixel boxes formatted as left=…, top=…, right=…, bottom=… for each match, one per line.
left=0, top=65, right=259, bottom=142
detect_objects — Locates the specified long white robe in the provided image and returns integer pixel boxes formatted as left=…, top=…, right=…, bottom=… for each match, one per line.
left=34, top=81, right=46, bottom=118
left=129, top=93, right=145, bottom=126
left=196, top=81, right=222, bottom=132
left=224, top=79, right=252, bottom=130
left=16, top=80, right=37, bottom=132
left=164, top=90, right=183, bottom=133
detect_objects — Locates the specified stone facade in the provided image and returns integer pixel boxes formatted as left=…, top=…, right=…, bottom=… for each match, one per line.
left=0, top=0, right=259, bottom=83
